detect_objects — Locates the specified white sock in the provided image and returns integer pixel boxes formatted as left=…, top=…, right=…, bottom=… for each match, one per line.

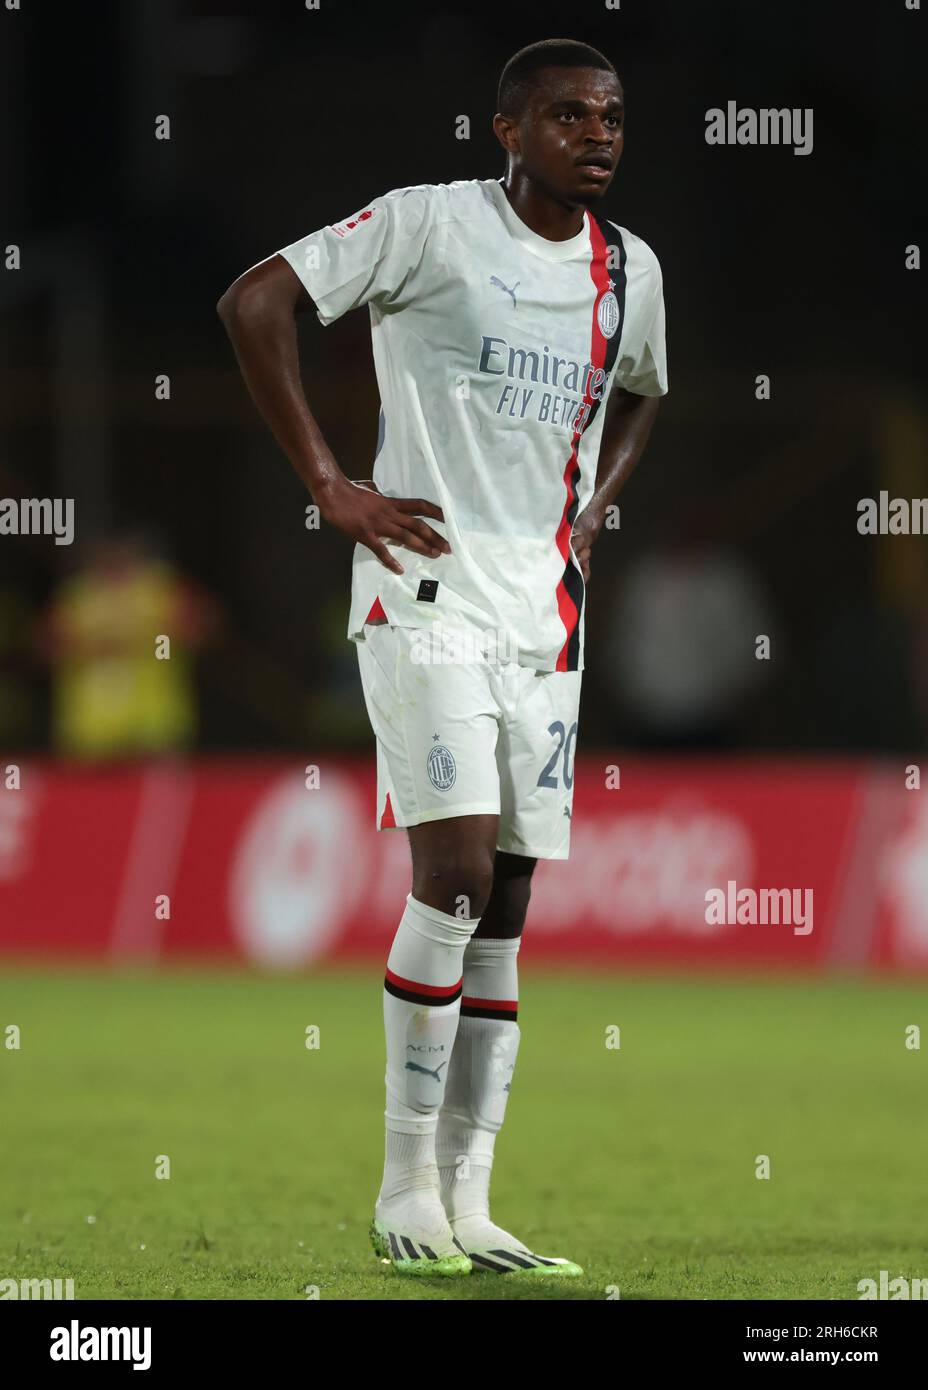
left=378, top=893, right=479, bottom=1207
left=436, top=936, right=521, bottom=1222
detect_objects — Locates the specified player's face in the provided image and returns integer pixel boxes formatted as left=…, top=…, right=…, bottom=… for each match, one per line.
left=519, top=67, right=624, bottom=206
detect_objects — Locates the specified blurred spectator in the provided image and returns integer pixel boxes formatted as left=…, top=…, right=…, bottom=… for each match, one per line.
left=38, top=534, right=217, bottom=759
left=604, top=544, right=774, bottom=747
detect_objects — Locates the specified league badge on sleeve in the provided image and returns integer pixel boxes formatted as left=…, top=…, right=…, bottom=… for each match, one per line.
left=331, top=207, right=378, bottom=239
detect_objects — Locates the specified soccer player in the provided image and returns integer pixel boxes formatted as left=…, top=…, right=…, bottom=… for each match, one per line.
left=218, top=38, right=667, bottom=1277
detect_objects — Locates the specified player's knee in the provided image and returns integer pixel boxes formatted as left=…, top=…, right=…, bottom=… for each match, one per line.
left=474, top=873, right=533, bottom=938
left=412, top=850, right=495, bottom=920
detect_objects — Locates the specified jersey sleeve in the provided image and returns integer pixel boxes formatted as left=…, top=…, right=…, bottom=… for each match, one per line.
left=614, top=240, right=668, bottom=397
left=277, top=186, right=435, bottom=327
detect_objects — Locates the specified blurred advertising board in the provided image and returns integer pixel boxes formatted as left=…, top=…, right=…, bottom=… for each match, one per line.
left=0, top=757, right=924, bottom=971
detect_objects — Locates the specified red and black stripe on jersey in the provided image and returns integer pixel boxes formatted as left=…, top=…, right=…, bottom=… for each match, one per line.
left=554, top=215, right=628, bottom=672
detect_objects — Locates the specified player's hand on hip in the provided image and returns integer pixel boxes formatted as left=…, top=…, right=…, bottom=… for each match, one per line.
left=570, top=505, right=605, bottom=584
left=316, top=476, right=450, bottom=576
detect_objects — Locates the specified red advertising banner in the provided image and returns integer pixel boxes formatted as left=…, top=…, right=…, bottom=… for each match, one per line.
left=0, top=756, right=925, bottom=971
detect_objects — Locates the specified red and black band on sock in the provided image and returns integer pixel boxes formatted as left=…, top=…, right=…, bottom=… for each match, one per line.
left=384, top=969, right=463, bottom=1008
left=460, top=995, right=518, bottom=1023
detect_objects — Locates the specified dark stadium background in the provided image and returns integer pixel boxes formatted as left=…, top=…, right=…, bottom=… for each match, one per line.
left=2, top=0, right=923, bottom=756
left=4, top=0, right=928, bottom=1316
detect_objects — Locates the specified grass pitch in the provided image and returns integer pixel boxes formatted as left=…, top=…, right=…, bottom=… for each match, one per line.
left=1, top=965, right=926, bottom=1300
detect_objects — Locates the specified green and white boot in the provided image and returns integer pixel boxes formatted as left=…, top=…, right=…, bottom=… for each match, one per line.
left=370, top=1192, right=472, bottom=1277
left=450, top=1214, right=583, bottom=1276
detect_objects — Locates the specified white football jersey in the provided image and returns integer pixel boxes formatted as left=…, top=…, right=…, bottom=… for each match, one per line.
left=278, top=177, right=668, bottom=671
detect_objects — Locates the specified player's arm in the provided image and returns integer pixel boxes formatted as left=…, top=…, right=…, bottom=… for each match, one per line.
left=570, top=386, right=660, bottom=582
left=216, top=255, right=450, bottom=574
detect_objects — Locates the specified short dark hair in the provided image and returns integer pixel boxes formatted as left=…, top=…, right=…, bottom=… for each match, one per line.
left=497, top=39, right=618, bottom=120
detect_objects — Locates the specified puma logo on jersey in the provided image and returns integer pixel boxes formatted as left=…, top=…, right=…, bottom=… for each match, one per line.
left=490, top=275, right=520, bottom=308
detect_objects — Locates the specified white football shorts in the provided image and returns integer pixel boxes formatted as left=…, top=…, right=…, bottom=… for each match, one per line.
left=355, top=623, right=581, bottom=860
